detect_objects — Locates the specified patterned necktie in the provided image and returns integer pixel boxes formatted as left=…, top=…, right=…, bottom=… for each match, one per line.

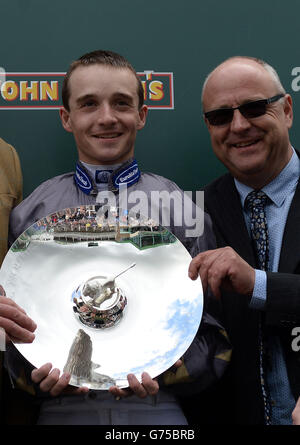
left=245, top=190, right=269, bottom=271
left=245, top=189, right=271, bottom=425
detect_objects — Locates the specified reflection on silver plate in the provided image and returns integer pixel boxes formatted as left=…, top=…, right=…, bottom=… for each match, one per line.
left=0, top=205, right=203, bottom=390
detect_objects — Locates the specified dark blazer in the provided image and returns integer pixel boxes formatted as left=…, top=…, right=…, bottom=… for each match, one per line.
left=0, top=138, right=22, bottom=264
left=200, top=172, right=300, bottom=424
left=0, top=138, right=23, bottom=424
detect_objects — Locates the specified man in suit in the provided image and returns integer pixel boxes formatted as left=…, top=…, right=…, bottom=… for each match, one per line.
left=0, top=138, right=37, bottom=424
left=0, top=138, right=22, bottom=264
left=189, top=56, right=300, bottom=424
left=0, top=138, right=36, bottom=342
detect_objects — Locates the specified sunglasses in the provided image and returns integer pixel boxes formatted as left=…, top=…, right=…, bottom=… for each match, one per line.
left=204, top=94, right=284, bottom=126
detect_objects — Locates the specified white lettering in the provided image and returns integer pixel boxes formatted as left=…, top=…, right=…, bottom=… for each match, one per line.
left=0, top=67, right=6, bottom=93
left=76, top=171, right=88, bottom=187
left=96, top=191, right=117, bottom=211
left=128, top=190, right=149, bottom=220
left=105, top=429, right=139, bottom=442
left=184, top=190, right=204, bottom=237
left=99, top=188, right=205, bottom=238
left=291, top=326, right=300, bottom=352
left=150, top=190, right=182, bottom=227
left=119, top=168, right=138, bottom=183
left=291, top=67, right=300, bottom=92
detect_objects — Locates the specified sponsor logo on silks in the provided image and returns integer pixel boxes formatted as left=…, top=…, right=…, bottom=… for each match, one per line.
left=74, top=163, right=93, bottom=195
left=74, top=160, right=141, bottom=195
left=113, top=160, right=141, bottom=188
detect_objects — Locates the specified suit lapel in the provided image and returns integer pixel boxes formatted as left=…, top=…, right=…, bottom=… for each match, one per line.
left=278, top=177, right=300, bottom=273
left=208, top=175, right=256, bottom=266
left=207, top=151, right=300, bottom=273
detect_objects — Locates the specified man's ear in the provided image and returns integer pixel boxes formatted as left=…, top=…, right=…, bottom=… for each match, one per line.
left=283, top=94, right=293, bottom=130
left=204, top=115, right=211, bottom=130
left=137, top=105, right=148, bottom=130
left=59, top=107, right=73, bottom=133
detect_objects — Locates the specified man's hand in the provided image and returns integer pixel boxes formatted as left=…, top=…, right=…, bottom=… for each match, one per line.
left=188, top=247, right=255, bottom=298
left=109, top=372, right=159, bottom=399
left=31, top=363, right=89, bottom=397
left=0, top=292, right=37, bottom=343
left=109, top=360, right=182, bottom=399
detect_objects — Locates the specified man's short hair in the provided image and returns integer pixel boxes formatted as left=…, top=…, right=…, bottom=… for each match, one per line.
left=201, top=56, right=286, bottom=107
left=62, top=50, right=144, bottom=111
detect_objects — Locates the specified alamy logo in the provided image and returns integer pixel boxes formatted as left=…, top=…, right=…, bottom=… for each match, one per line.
left=95, top=186, right=204, bottom=238
left=291, top=326, right=300, bottom=352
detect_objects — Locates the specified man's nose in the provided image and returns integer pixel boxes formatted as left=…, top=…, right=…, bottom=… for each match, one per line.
left=230, top=109, right=252, bottom=132
left=97, top=104, right=117, bottom=125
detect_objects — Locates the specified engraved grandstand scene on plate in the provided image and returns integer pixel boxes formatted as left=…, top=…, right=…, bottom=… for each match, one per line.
left=0, top=205, right=203, bottom=390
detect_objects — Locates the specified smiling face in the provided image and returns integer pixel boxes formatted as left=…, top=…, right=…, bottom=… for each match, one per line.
left=60, top=65, right=147, bottom=165
left=202, top=59, right=293, bottom=188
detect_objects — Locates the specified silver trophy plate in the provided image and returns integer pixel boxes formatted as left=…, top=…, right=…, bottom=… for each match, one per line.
left=0, top=205, right=203, bottom=390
